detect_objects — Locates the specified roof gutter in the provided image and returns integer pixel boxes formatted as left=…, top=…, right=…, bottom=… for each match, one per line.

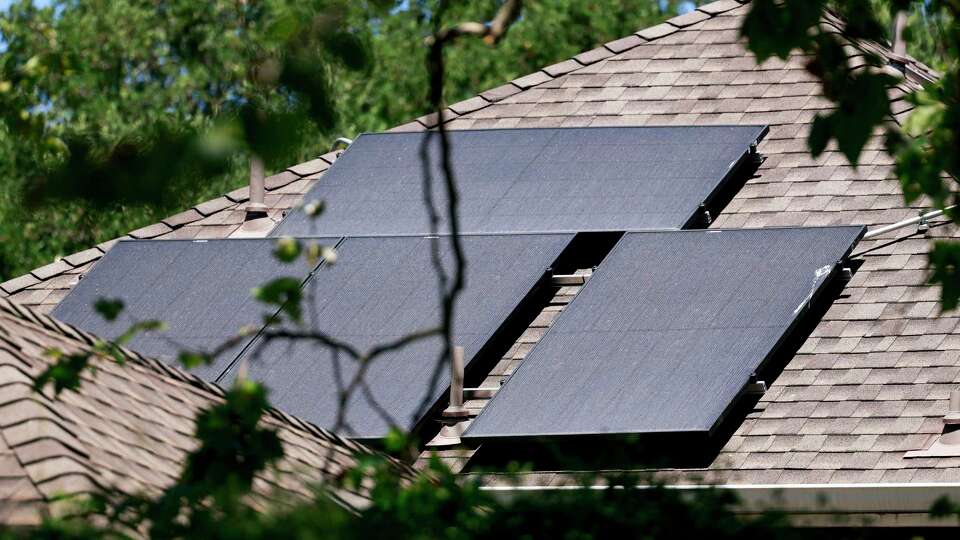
left=480, top=482, right=960, bottom=526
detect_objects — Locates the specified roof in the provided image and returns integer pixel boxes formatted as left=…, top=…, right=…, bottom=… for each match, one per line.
left=0, top=296, right=383, bottom=526
left=1, top=0, right=958, bottom=496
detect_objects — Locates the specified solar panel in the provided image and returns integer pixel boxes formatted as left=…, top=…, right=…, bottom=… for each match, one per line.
left=272, top=126, right=768, bottom=237
left=52, top=238, right=339, bottom=381
left=463, top=226, right=865, bottom=441
left=226, top=233, right=573, bottom=439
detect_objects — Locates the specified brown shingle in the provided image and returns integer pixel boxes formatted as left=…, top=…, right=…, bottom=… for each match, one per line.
left=193, top=196, right=234, bottom=217
left=512, top=71, right=553, bottom=89
left=480, top=83, right=522, bottom=102
left=62, top=248, right=103, bottom=268
left=543, top=59, right=583, bottom=77
left=574, top=47, right=615, bottom=65
left=698, top=0, right=746, bottom=15
left=29, top=260, right=72, bottom=281
left=265, top=170, right=299, bottom=190
left=162, top=208, right=204, bottom=228
left=637, top=23, right=680, bottom=40
left=287, top=158, right=329, bottom=177
left=128, top=222, right=173, bottom=240
left=667, top=10, right=711, bottom=28
left=0, top=274, right=40, bottom=294
left=604, top=35, right=645, bottom=54
left=448, top=96, right=490, bottom=115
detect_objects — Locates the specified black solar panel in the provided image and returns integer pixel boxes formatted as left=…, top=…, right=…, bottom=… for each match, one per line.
left=52, top=238, right=339, bottom=381
left=227, top=233, right=573, bottom=439
left=272, top=126, right=768, bottom=237
left=463, top=226, right=864, bottom=441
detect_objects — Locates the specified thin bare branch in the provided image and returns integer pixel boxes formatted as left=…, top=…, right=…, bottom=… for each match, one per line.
left=425, top=0, right=523, bottom=47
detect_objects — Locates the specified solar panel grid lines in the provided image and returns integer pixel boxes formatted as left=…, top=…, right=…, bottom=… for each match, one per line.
left=222, top=233, right=576, bottom=439
left=462, top=226, right=865, bottom=441
left=272, top=126, right=769, bottom=237
left=51, top=237, right=342, bottom=381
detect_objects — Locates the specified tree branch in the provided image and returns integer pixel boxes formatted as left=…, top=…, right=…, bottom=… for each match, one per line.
left=425, top=0, right=523, bottom=47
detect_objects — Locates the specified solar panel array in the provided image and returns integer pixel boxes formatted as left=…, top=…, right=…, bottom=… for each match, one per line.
left=464, top=226, right=865, bottom=441
left=225, top=234, right=573, bottom=439
left=272, top=126, right=768, bottom=237
left=49, top=124, right=868, bottom=447
left=52, top=238, right=338, bottom=381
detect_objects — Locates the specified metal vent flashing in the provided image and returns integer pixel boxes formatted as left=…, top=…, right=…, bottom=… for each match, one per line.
left=905, top=389, right=960, bottom=458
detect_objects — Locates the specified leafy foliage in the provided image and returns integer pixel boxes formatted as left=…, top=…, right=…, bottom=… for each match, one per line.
left=92, top=298, right=124, bottom=321
left=252, top=276, right=304, bottom=323
left=33, top=349, right=92, bottom=396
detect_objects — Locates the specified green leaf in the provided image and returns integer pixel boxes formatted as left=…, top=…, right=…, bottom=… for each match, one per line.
left=252, top=276, right=303, bottom=323
left=303, top=199, right=325, bottom=218
left=903, top=102, right=945, bottom=138
left=180, top=380, right=282, bottom=497
left=383, top=427, right=409, bottom=454
left=741, top=0, right=826, bottom=61
left=930, top=495, right=959, bottom=518
left=178, top=352, right=211, bottom=369
left=273, top=236, right=301, bottom=263
left=94, top=298, right=124, bottom=321
left=809, top=72, right=895, bottom=166
left=34, top=351, right=91, bottom=396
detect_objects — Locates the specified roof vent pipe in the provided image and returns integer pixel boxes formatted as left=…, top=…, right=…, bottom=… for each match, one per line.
left=426, top=346, right=469, bottom=447
left=892, top=10, right=908, bottom=57
left=245, top=155, right=268, bottom=221
left=905, top=389, right=960, bottom=457
left=929, top=389, right=960, bottom=447
left=445, top=345, right=468, bottom=419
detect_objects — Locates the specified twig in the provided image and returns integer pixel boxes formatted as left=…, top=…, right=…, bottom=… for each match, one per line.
left=425, top=0, right=523, bottom=47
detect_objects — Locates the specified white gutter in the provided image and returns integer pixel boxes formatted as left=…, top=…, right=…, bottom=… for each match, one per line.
left=480, top=482, right=960, bottom=525
left=862, top=206, right=954, bottom=239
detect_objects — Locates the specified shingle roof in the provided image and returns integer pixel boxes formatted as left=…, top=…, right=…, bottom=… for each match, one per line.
left=0, top=296, right=384, bottom=526
left=1, top=0, right=956, bottom=491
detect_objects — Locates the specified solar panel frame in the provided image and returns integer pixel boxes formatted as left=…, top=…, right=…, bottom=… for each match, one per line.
left=272, top=126, right=769, bottom=237
left=463, top=226, right=865, bottom=441
left=225, top=233, right=575, bottom=440
left=51, top=237, right=341, bottom=381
